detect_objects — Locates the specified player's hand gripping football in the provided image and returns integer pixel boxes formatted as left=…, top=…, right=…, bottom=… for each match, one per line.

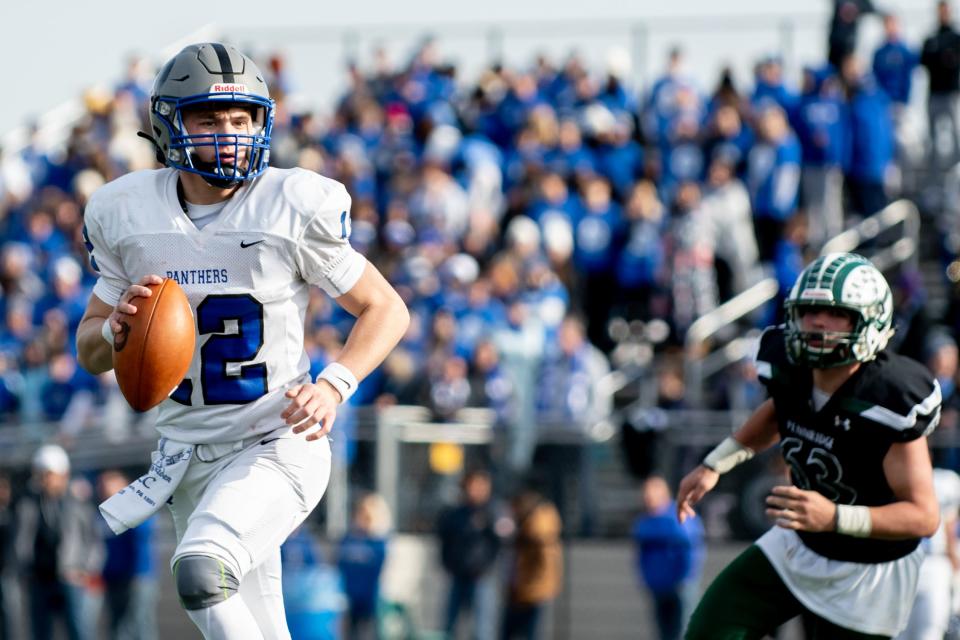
left=765, top=485, right=837, bottom=532
left=281, top=380, right=340, bottom=441
left=676, top=465, right=720, bottom=523
left=108, top=274, right=165, bottom=340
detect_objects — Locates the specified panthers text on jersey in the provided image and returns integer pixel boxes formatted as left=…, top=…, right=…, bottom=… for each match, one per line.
left=756, top=326, right=941, bottom=563
left=82, top=167, right=366, bottom=443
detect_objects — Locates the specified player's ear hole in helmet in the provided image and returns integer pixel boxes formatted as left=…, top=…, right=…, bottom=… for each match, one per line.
left=784, top=252, right=895, bottom=368
left=141, top=42, right=275, bottom=189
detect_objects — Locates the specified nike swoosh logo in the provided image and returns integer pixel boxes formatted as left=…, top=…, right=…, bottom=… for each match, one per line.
left=240, top=240, right=265, bottom=248
left=260, top=437, right=281, bottom=446
left=334, top=375, right=353, bottom=389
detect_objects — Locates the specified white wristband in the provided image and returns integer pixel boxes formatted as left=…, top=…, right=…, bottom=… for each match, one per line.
left=316, top=362, right=358, bottom=404
left=835, top=504, right=872, bottom=537
left=702, top=437, right=755, bottom=474
left=101, top=319, right=114, bottom=345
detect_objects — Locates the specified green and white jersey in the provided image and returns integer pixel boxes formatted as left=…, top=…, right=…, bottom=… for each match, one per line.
left=756, top=326, right=941, bottom=563
left=83, top=167, right=365, bottom=443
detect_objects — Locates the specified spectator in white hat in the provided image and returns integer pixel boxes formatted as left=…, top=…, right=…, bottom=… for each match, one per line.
left=12, top=444, right=103, bottom=640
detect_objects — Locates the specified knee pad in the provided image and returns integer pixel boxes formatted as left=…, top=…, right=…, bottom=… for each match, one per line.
left=174, top=554, right=240, bottom=611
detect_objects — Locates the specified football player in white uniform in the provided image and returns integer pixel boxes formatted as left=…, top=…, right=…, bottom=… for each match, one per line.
left=677, top=253, right=941, bottom=639
left=75, top=43, right=409, bottom=640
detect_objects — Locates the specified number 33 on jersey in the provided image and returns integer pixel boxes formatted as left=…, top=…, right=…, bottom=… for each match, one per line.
left=755, top=326, right=941, bottom=563
left=82, top=166, right=365, bottom=444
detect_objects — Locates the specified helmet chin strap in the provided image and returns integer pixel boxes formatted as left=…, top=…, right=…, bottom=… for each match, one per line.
left=189, top=156, right=244, bottom=189
left=200, top=172, right=239, bottom=190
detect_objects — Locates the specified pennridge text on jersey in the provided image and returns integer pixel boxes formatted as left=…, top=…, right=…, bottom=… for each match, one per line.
left=785, top=419, right=836, bottom=450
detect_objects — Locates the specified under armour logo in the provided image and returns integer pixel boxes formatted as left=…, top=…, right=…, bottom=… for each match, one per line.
left=834, top=416, right=851, bottom=431
left=240, top=239, right=264, bottom=248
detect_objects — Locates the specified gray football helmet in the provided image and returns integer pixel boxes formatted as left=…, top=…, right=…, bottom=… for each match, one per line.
left=147, top=43, right=274, bottom=187
left=784, top=252, right=895, bottom=368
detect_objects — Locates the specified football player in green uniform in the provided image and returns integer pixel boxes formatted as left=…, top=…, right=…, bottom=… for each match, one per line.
left=678, top=252, right=941, bottom=639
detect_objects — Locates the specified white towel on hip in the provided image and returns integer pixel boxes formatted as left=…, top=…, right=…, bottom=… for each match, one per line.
left=99, top=438, right=193, bottom=535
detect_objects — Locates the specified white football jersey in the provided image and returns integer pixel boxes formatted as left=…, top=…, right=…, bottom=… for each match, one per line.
left=925, top=468, right=960, bottom=555
left=83, top=167, right=366, bottom=443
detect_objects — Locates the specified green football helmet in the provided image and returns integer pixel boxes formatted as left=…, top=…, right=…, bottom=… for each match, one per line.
left=784, top=253, right=895, bottom=368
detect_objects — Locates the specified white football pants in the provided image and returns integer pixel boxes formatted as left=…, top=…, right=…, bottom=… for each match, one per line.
left=168, top=429, right=331, bottom=639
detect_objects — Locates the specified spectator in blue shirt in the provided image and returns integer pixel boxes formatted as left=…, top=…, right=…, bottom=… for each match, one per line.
left=42, top=351, right=101, bottom=445
left=746, top=104, right=802, bottom=261
left=17, top=208, right=70, bottom=282
left=751, top=56, right=798, bottom=118
left=660, top=115, right=705, bottom=206
left=598, top=50, right=636, bottom=115
left=545, top=119, right=595, bottom=181
left=769, top=215, right=809, bottom=326
left=0, top=298, right=35, bottom=360
left=795, top=66, right=847, bottom=250
left=535, top=315, right=611, bottom=535
left=31, top=257, right=89, bottom=337
left=497, top=73, right=546, bottom=143
left=873, top=15, right=918, bottom=107
left=454, top=277, right=506, bottom=358
left=98, top=470, right=157, bottom=640
left=842, top=56, right=894, bottom=216
left=644, top=47, right=699, bottom=146
left=632, top=475, right=705, bottom=640
left=338, top=493, right=391, bottom=640
left=469, top=339, right=516, bottom=428
left=873, top=14, right=918, bottom=178
left=702, top=105, right=754, bottom=180
left=616, top=180, right=666, bottom=322
left=543, top=54, right=588, bottom=115
left=590, top=112, right=644, bottom=202
left=573, top=176, right=624, bottom=351
left=528, top=172, right=578, bottom=227
left=503, top=118, right=550, bottom=192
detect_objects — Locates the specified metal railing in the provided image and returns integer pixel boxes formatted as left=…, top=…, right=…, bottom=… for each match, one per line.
left=683, top=277, right=779, bottom=407
left=683, top=199, right=922, bottom=407
left=821, top=198, right=921, bottom=269
left=11, top=396, right=960, bottom=541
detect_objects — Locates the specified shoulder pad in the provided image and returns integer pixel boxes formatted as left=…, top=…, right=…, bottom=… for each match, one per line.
left=754, top=326, right=795, bottom=386
left=843, top=352, right=941, bottom=439
left=279, top=168, right=351, bottom=218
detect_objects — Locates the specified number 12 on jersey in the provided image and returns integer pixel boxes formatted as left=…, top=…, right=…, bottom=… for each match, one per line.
left=171, top=294, right=267, bottom=406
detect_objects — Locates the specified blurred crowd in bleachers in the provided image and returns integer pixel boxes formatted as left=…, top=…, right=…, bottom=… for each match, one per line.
left=5, top=2, right=960, bottom=470
left=6, top=3, right=960, bottom=638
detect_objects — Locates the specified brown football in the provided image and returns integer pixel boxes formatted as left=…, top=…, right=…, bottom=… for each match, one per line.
left=112, top=278, right=195, bottom=412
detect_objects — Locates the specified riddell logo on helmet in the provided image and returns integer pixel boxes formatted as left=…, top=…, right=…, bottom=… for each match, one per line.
left=209, top=84, right=248, bottom=93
